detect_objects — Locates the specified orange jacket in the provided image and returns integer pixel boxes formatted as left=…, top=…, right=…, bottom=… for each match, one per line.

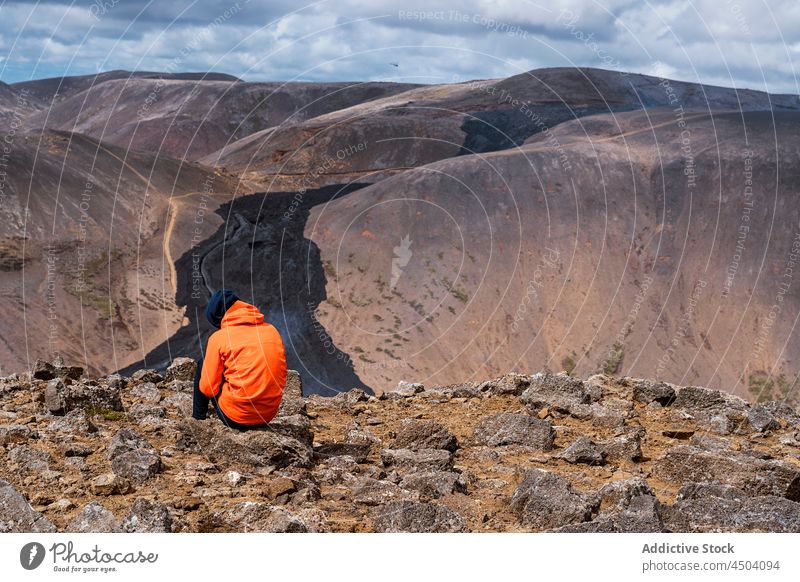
left=199, top=300, right=287, bottom=425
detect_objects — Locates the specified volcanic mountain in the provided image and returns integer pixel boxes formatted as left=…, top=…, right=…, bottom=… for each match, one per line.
left=28, top=74, right=421, bottom=160
left=3, top=67, right=800, bottom=403
left=305, top=107, right=800, bottom=401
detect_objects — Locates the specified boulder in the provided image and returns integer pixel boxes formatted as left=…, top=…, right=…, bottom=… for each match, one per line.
left=214, top=502, right=307, bottom=532
left=111, top=450, right=162, bottom=484
left=556, top=491, right=664, bottom=532
left=106, top=429, right=161, bottom=483
left=107, top=428, right=156, bottom=459
left=477, top=373, right=532, bottom=396
left=46, top=409, right=97, bottom=435
left=352, top=478, right=418, bottom=505
left=473, top=413, right=554, bottom=449
left=0, top=424, right=36, bottom=445
left=599, top=431, right=643, bottom=462
left=0, top=479, right=56, bottom=532
left=748, top=405, right=780, bottom=432
left=371, top=501, right=466, bottom=532
left=32, top=359, right=56, bottom=380
left=131, top=369, right=163, bottom=384
left=399, top=471, right=466, bottom=500
left=653, top=445, right=800, bottom=501
left=314, top=442, right=371, bottom=463
left=165, top=358, right=197, bottom=382
left=91, top=473, right=132, bottom=496
left=184, top=419, right=313, bottom=468
left=663, top=487, right=800, bottom=532
left=391, top=381, right=424, bottom=397
left=380, top=448, right=453, bottom=472
left=520, top=373, right=591, bottom=414
left=122, top=498, right=173, bottom=532
left=558, top=436, right=605, bottom=465
left=759, top=401, right=800, bottom=428
left=392, top=419, right=458, bottom=452
left=632, top=380, right=676, bottom=406
left=130, top=382, right=162, bottom=403
left=264, top=414, right=314, bottom=446
left=7, top=445, right=52, bottom=473
left=66, top=503, right=122, bottom=533
left=672, top=385, right=747, bottom=413
left=510, top=469, right=600, bottom=529
left=277, top=370, right=305, bottom=416
left=45, top=378, right=123, bottom=415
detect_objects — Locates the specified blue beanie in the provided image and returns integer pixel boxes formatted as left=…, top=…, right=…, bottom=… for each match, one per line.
left=205, top=289, right=239, bottom=328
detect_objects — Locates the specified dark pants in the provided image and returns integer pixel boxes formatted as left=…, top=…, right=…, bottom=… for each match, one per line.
left=192, top=357, right=267, bottom=431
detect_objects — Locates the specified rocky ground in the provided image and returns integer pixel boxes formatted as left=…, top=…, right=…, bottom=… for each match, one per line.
left=1, top=357, right=800, bottom=533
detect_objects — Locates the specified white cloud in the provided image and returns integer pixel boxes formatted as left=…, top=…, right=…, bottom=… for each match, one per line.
left=0, top=0, right=797, bottom=93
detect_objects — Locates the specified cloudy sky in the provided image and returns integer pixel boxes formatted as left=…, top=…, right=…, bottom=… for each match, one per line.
left=1, top=0, right=798, bottom=93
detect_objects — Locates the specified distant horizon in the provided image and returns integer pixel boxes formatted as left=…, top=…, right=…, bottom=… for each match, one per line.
left=6, top=66, right=800, bottom=99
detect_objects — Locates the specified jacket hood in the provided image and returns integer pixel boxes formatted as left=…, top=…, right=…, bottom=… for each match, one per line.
left=220, top=300, right=266, bottom=327
left=205, top=289, right=239, bottom=328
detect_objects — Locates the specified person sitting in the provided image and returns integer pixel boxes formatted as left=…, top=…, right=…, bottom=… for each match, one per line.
left=191, top=289, right=287, bottom=430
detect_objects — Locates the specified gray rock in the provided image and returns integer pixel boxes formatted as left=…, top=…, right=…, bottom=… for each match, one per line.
left=392, top=381, right=424, bottom=397
left=111, top=450, right=162, bottom=483
left=107, top=428, right=155, bottom=459
left=558, top=436, right=605, bottom=465
left=128, top=404, right=166, bottom=420
left=381, top=448, right=453, bottom=472
left=184, top=419, right=313, bottom=468
left=675, top=482, right=747, bottom=502
left=520, top=372, right=591, bottom=414
left=277, top=371, right=306, bottom=417
left=663, top=494, right=800, bottom=532
left=352, top=478, right=418, bottom=505
left=477, top=373, right=531, bottom=396
left=473, top=412, right=554, bottom=450
left=122, top=498, right=172, bottom=532
left=130, top=382, right=162, bottom=403
left=511, top=469, right=600, bottom=529
left=653, top=445, right=800, bottom=501
left=0, top=479, right=56, bottom=532
left=632, top=380, right=676, bottom=406
left=0, top=424, right=36, bottom=445
left=344, top=423, right=381, bottom=446
left=759, top=401, right=800, bottom=428
left=45, top=378, right=123, bottom=415
left=32, top=359, right=56, bottom=380
left=314, top=442, right=371, bottom=463
left=215, top=502, right=307, bottom=532
left=444, top=383, right=482, bottom=399
left=8, top=445, right=52, bottom=472
left=132, top=369, right=163, bottom=384
left=66, top=503, right=122, bottom=533
left=392, top=419, right=458, bottom=452
left=399, top=471, right=465, bottom=500
left=165, top=358, right=197, bottom=383
left=598, top=478, right=656, bottom=508
left=588, top=400, right=631, bottom=427
left=91, top=473, right=132, bottom=496
left=599, top=431, right=643, bottom=462
left=673, top=385, right=747, bottom=413
left=165, top=380, right=193, bottom=393
left=47, top=409, right=97, bottom=435
left=748, top=405, right=780, bottom=432
left=372, top=501, right=466, bottom=532
left=556, top=492, right=664, bottom=532
left=264, top=414, right=314, bottom=446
